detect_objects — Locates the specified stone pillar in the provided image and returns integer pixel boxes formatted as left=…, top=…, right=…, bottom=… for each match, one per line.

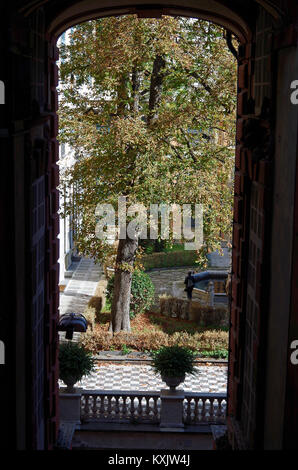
left=160, top=389, right=185, bottom=430
left=208, top=281, right=215, bottom=307
left=59, top=392, right=82, bottom=424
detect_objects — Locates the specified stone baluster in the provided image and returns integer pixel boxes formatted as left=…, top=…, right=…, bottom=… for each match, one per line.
left=216, top=398, right=221, bottom=420
left=92, top=395, right=97, bottom=418
left=201, top=397, right=207, bottom=421
left=209, top=397, right=214, bottom=421
left=107, top=394, right=112, bottom=418
left=99, top=394, right=105, bottom=419
left=145, top=396, right=151, bottom=418
left=185, top=396, right=192, bottom=423
left=122, top=395, right=128, bottom=419
left=84, top=394, right=90, bottom=418
left=153, top=396, right=159, bottom=421
left=194, top=396, right=199, bottom=422
left=130, top=394, right=135, bottom=419
left=115, top=395, right=120, bottom=418
left=137, top=395, right=143, bottom=419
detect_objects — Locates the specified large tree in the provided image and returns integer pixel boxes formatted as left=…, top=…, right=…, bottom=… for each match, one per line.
left=59, top=15, right=237, bottom=332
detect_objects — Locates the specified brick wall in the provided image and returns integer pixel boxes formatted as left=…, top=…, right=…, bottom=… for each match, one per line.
left=228, top=6, right=275, bottom=449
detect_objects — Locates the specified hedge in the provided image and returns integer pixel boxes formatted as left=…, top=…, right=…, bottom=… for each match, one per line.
left=106, top=270, right=155, bottom=318
left=142, top=250, right=198, bottom=270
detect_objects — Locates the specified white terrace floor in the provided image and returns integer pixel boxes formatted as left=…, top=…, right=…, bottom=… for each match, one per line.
left=59, top=258, right=228, bottom=394
left=71, top=363, right=228, bottom=393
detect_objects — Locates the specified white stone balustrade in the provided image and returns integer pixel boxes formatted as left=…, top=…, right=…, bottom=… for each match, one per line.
left=77, top=390, right=227, bottom=426
left=184, top=392, right=227, bottom=424
left=81, top=390, right=161, bottom=424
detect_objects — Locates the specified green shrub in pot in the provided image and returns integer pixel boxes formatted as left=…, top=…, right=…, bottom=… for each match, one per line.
left=150, top=345, right=197, bottom=391
left=59, top=342, right=95, bottom=392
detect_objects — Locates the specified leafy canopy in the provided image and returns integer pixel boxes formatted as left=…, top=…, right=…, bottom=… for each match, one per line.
left=59, top=16, right=237, bottom=267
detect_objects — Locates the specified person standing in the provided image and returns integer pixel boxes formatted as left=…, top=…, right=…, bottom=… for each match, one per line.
left=184, top=271, right=195, bottom=300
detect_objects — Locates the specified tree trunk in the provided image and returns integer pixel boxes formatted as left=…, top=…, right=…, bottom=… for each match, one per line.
left=110, top=236, right=138, bottom=333
left=148, top=55, right=166, bottom=126
left=110, top=57, right=165, bottom=333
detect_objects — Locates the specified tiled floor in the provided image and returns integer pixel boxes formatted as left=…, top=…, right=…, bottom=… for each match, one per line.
left=69, top=363, right=228, bottom=393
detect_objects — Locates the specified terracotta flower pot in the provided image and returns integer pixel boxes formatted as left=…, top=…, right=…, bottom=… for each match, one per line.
left=161, top=374, right=185, bottom=391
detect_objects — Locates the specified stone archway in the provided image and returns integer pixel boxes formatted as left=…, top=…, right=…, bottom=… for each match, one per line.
left=1, top=0, right=297, bottom=450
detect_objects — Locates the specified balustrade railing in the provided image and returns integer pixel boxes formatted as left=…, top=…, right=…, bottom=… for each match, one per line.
left=184, top=392, right=227, bottom=424
left=80, top=390, right=226, bottom=425
left=81, top=390, right=160, bottom=424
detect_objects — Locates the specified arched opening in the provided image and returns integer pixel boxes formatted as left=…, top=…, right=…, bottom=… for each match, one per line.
left=56, top=15, right=237, bottom=441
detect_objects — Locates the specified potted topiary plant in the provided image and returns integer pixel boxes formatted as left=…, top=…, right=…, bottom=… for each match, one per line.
left=59, top=342, right=95, bottom=392
left=150, top=345, right=197, bottom=391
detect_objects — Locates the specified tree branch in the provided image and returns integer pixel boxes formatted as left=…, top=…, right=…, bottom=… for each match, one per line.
left=179, top=128, right=198, bottom=163
left=159, top=137, right=183, bottom=160
left=132, top=67, right=141, bottom=114
left=225, top=31, right=239, bottom=63
left=190, top=71, right=212, bottom=94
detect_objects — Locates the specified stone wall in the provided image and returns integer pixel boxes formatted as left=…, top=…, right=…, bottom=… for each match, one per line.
left=159, top=296, right=229, bottom=328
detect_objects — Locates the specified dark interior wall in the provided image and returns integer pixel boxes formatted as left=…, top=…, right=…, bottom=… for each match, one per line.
left=264, top=44, right=298, bottom=449
left=228, top=4, right=298, bottom=449
left=0, top=4, right=27, bottom=449
left=227, top=6, right=278, bottom=449
left=0, top=4, right=60, bottom=449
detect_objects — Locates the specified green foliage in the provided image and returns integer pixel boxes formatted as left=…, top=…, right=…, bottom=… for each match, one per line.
left=121, top=344, right=132, bottom=355
left=107, top=270, right=155, bottom=318
left=141, top=240, right=185, bottom=255
left=101, top=297, right=111, bottom=313
left=59, top=16, right=236, bottom=267
left=144, top=245, right=154, bottom=254
left=163, top=243, right=186, bottom=253
left=140, top=239, right=167, bottom=254
left=200, top=348, right=228, bottom=359
left=143, top=250, right=198, bottom=270
left=130, top=270, right=155, bottom=316
left=150, top=345, right=196, bottom=377
left=59, top=342, right=95, bottom=383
